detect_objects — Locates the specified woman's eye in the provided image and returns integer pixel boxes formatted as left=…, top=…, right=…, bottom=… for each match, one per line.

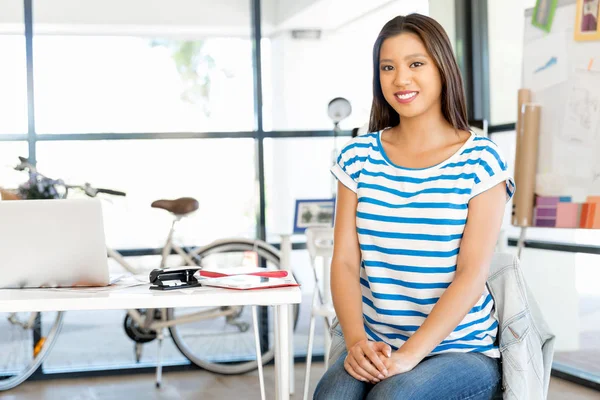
left=381, top=65, right=394, bottom=71
left=410, top=62, right=424, bottom=68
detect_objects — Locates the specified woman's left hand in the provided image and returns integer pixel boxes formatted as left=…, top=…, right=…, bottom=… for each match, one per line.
left=378, top=350, right=420, bottom=378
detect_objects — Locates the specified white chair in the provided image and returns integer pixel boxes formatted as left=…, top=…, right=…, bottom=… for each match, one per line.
left=303, top=227, right=336, bottom=400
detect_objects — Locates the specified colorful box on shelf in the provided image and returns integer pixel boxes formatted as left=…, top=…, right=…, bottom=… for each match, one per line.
left=533, top=206, right=556, bottom=227
left=533, top=196, right=576, bottom=227
left=533, top=195, right=561, bottom=227
left=535, top=196, right=560, bottom=207
left=556, top=202, right=580, bottom=228
left=580, top=196, right=600, bottom=229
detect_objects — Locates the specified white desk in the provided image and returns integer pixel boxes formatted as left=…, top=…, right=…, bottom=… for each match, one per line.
left=0, top=284, right=302, bottom=400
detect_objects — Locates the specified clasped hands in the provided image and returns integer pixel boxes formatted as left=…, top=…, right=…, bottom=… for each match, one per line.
left=343, top=339, right=419, bottom=384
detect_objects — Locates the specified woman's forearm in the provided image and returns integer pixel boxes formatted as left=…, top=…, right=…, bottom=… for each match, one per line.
left=397, top=269, right=487, bottom=363
left=331, top=260, right=367, bottom=350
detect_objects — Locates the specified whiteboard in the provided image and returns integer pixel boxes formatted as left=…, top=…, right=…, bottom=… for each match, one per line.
left=523, top=0, right=600, bottom=201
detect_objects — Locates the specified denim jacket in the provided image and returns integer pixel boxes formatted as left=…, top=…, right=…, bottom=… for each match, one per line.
left=328, top=252, right=555, bottom=400
left=487, top=252, right=555, bottom=400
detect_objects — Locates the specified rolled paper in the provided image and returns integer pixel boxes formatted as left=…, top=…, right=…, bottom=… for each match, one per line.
left=513, top=89, right=532, bottom=225
left=515, top=103, right=541, bottom=227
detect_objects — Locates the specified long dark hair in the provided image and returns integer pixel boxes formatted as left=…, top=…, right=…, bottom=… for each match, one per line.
left=368, top=14, right=469, bottom=133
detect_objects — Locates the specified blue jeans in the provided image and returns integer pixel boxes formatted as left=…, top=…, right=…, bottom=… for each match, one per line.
left=314, top=349, right=501, bottom=400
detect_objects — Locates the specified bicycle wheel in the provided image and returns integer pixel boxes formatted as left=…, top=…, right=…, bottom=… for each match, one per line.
left=167, top=239, right=300, bottom=375
left=0, top=311, right=64, bottom=391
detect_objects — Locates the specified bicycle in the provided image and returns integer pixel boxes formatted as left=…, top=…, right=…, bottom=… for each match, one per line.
left=0, top=157, right=300, bottom=391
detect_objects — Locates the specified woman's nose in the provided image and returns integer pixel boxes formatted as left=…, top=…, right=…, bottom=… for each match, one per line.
left=393, top=70, right=412, bottom=87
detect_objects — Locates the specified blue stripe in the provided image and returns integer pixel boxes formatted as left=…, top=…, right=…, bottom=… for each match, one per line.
left=361, top=244, right=460, bottom=258
left=469, top=294, right=493, bottom=314
left=365, top=314, right=497, bottom=352
left=364, top=323, right=391, bottom=346
left=461, top=146, right=488, bottom=155
left=341, top=155, right=367, bottom=170
left=363, top=296, right=429, bottom=317
left=473, top=136, right=491, bottom=142
left=364, top=313, right=420, bottom=332
left=441, top=159, right=479, bottom=169
left=358, top=182, right=471, bottom=198
left=357, top=211, right=466, bottom=226
left=483, top=147, right=506, bottom=170
left=358, top=197, right=468, bottom=210
left=478, top=159, right=495, bottom=177
left=366, top=288, right=440, bottom=305
left=358, top=227, right=463, bottom=242
left=366, top=276, right=450, bottom=289
left=433, top=343, right=497, bottom=353
left=360, top=277, right=370, bottom=288
left=366, top=156, right=389, bottom=166
left=461, top=145, right=506, bottom=170
left=455, top=314, right=493, bottom=332
left=441, top=321, right=498, bottom=344
left=363, top=260, right=457, bottom=274
left=338, top=139, right=377, bottom=158
left=361, top=169, right=481, bottom=185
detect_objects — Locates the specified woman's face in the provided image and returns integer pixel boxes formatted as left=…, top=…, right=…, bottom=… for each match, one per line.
left=379, top=32, right=443, bottom=120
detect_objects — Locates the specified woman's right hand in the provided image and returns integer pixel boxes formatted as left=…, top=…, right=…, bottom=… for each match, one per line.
left=344, top=339, right=391, bottom=383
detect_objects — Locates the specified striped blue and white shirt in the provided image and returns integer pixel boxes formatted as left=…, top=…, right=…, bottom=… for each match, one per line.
left=331, top=130, right=515, bottom=358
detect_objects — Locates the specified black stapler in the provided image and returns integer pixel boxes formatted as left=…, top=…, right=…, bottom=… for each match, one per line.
left=149, top=267, right=202, bottom=291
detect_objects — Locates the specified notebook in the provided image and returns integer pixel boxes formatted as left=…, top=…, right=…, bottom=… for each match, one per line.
left=197, top=274, right=299, bottom=290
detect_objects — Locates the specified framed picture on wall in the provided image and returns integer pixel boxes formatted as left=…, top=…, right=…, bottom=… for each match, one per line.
left=575, top=0, right=600, bottom=41
left=293, top=198, right=336, bottom=234
left=532, top=0, right=558, bottom=32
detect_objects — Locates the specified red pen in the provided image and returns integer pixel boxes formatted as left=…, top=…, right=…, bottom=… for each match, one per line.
left=198, top=270, right=289, bottom=279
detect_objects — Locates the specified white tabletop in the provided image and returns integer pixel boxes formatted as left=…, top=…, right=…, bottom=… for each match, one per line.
left=0, top=284, right=302, bottom=313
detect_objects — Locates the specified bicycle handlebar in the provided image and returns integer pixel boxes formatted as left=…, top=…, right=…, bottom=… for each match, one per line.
left=96, top=188, right=126, bottom=196
left=14, top=157, right=126, bottom=198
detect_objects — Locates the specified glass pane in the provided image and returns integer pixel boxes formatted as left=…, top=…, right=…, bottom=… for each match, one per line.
left=261, top=1, right=429, bottom=132
left=36, top=139, right=257, bottom=249
left=0, top=141, right=29, bottom=191
left=0, top=0, right=28, bottom=134
left=264, top=137, right=342, bottom=239
left=33, top=0, right=253, bottom=134
left=513, top=247, right=600, bottom=384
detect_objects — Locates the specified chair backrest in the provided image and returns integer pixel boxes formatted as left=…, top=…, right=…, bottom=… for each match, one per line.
left=305, top=227, right=334, bottom=263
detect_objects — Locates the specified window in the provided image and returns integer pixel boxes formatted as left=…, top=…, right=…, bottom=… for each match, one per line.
left=0, top=142, right=29, bottom=190
left=33, top=0, right=254, bottom=134
left=264, top=137, right=340, bottom=239
left=0, top=0, right=28, bottom=135
left=36, top=139, right=257, bottom=249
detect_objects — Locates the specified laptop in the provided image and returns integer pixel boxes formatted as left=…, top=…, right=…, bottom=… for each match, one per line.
left=0, top=199, right=110, bottom=288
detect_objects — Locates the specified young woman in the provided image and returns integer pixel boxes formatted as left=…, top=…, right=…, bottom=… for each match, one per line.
left=314, top=14, right=514, bottom=400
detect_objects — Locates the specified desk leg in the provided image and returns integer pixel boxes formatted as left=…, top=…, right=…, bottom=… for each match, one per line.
left=275, top=304, right=290, bottom=400
left=280, top=234, right=294, bottom=394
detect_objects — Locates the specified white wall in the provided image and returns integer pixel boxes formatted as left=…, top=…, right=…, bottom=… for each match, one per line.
left=428, top=0, right=456, bottom=52
left=265, top=0, right=430, bottom=235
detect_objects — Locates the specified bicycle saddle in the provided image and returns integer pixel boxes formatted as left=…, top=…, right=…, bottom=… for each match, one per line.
left=151, top=197, right=199, bottom=216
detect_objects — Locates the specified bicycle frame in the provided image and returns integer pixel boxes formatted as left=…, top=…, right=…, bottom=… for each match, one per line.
left=126, top=306, right=240, bottom=332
